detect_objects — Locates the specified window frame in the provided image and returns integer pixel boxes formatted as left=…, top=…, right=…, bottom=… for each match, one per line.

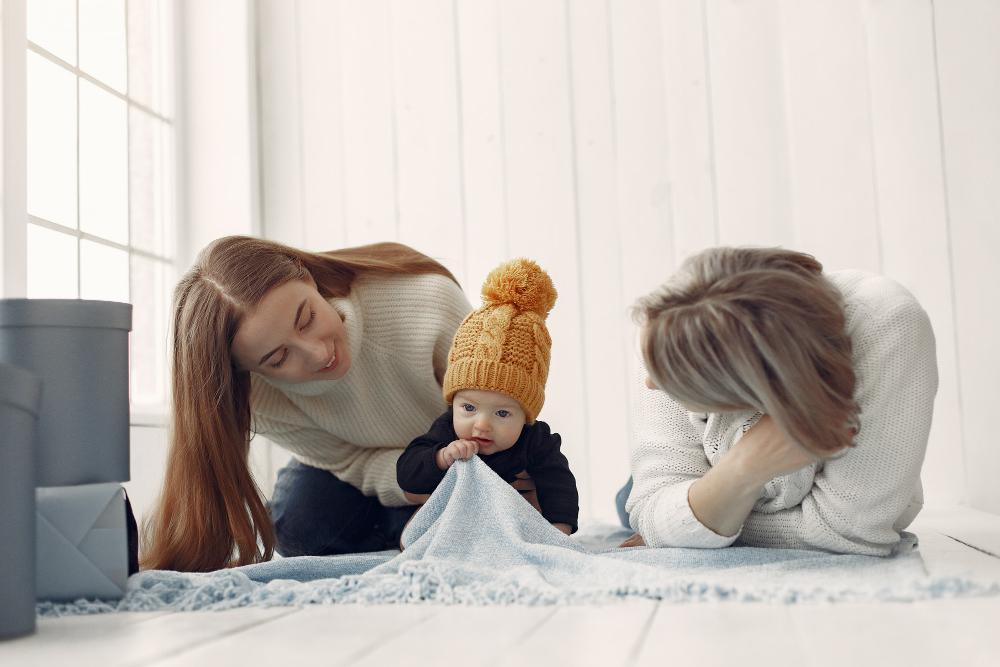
left=2, top=0, right=181, bottom=426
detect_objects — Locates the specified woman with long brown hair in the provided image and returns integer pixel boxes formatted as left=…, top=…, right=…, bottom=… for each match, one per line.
left=142, top=236, right=477, bottom=572
left=618, top=247, right=938, bottom=556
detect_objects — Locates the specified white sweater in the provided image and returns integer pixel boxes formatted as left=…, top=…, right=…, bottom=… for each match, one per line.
left=249, top=272, right=473, bottom=507
left=625, top=270, right=938, bottom=556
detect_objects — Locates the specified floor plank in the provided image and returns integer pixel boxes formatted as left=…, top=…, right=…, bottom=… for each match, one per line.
left=910, top=521, right=1000, bottom=583
left=497, top=599, right=658, bottom=667
left=915, top=505, right=1000, bottom=557
left=148, top=604, right=440, bottom=667
left=913, top=596, right=1000, bottom=667
left=0, top=608, right=294, bottom=667
left=349, top=605, right=556, bottom=667
left=633, top=603, right=802, bottom=666
left=0, top=611, right=170, bottom=657
left=789, top=602, right=969, bottom=666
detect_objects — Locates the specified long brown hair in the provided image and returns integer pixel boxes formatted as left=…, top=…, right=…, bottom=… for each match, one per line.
left=142, top=237, right=457, bottom=572
left=635, top=247, right=859, bottom=456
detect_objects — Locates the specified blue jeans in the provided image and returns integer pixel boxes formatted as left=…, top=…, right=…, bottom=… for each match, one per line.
left=616, top=477, right=633, bottom=529
left=269, top=459, right=416, bottom=557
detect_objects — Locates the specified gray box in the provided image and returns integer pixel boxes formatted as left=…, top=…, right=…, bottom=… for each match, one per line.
left=35, top=483, right=129, bottom=601
left=0, top=299, right=132, bottom=486
left=0, top=363, right=43, bottom=639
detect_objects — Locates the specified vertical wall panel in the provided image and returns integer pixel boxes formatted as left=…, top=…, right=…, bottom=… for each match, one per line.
left=609, top=0, right=673, bottom=304
left=256, top=0, right=304, bottom=247
left=704, top=0, right=793, bottom=248
left=568, top=0, right=630, bottom=521
left=454, top=0, right=508, bottom=303
left=861, top=0, right=964, bottom=505
left=498, top=0, right=592, bottom=516
left=183, top=0, right=256, bottom=263
left=934, top=0, right=1000, bottom=514
left=780, top=0, right=880, bottom=273
left=659, top=0, right=717, bottom=263
left=340, top=0, right=397, bottom=246
left=390, top=0, right=466, bottom=284
left=298, top=0, right=347, bottom=251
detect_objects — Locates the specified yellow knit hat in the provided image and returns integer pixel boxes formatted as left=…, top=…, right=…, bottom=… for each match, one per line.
left=443, top=258, right=557, bottom=424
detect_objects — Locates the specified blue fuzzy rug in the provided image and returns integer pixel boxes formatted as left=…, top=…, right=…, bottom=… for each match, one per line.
left=38, top=457, right=997, bottom=615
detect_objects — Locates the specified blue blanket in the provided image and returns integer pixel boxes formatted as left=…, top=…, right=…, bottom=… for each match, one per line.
left=39, top=458, right=996, bottom=615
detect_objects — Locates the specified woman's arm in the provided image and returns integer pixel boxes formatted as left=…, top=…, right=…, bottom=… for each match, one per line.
left=252, top=402, right=411, bottom=507
left=687, top=414, right=815, bottom=537
left=736, top=299, right=937, bottom=555
left=625, top=351, right=732, bottom=548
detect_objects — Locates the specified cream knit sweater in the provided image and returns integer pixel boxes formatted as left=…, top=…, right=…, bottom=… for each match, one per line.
left=249, top=272, right=473, bottom=507
left=626, top=270, right=938, bottom=556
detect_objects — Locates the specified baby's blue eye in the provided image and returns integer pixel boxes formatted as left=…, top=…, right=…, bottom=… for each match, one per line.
left=462, top=404, right=475, bottom=412
left=496, top=410, right=510, bottom=418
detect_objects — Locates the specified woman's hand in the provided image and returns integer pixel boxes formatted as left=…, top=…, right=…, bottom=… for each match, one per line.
left=510, top=470, right=536, bottom=492
left=618, top=533, right=646, bottom=548
left=731, top=414, right=817, bottom=485
left=552, top=523, right=572, bottom=535
left=403, top=491, right=430, bottom=505
left=435, top=439, right=480, bottom=470
left=688, top=414, right=817, bottom=538
left=510, top=471, right=542, bottom=514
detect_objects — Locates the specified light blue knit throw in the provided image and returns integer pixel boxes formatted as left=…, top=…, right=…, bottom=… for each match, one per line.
left=38, top=457, right=997, bottom=616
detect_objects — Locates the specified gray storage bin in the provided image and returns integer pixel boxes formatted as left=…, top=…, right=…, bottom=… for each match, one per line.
left=0, top=299, right=132, bottom=487
left=35, top=483, right=129, bottom=601
left=0, top=363, right=43, bottom=639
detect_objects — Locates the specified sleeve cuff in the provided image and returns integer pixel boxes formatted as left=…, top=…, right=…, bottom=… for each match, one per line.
left=643, top=479, right=741, bottom=549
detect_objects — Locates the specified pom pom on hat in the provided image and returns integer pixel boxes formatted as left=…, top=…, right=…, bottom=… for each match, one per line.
left=481, top=258, right=557, bottom=318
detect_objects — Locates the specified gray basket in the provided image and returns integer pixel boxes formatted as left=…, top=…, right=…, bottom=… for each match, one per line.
left=0, top=363, right=42, bottom=639
left=0, top=299, right=132, bottom=487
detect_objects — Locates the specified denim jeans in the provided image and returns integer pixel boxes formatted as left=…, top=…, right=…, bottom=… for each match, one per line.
left=616, top=477, right=633, bottom=529
left=269, top=459, right=416, bottom=557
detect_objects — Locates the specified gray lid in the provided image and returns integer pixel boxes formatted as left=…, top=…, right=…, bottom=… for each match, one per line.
left=0, top=363, right=43, bottom=415
left=0, top=299, right=132, bottom=331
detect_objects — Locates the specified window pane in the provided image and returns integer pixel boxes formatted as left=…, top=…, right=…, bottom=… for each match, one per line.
left=80, top=80, right=129, bottom=244
left=127, top=0, right=171, bottom=115
left=79, top=0, right=127, bottom=93
left=27, top=0, right=76, bottom=65
left=27, top=51, right=77, bottom=229
left=27, top=224, right=78, bottom=298
left=80, top=240, right=129, bottom=302
left=129, top=255, right=168, bottom=405
left=129, top=108, right=172, bottom=257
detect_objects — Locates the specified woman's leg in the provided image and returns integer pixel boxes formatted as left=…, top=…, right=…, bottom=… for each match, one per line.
left=270, top=459, right=397, bottom=556
left=616, top=477, right=634, bottom=529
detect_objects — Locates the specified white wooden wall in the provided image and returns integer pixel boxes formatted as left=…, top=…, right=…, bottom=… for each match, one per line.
left=253, top=0, right=1000, bottom=521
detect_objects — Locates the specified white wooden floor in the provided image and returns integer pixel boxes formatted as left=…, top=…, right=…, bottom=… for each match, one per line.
left=3, top=506, right=999, bottom=667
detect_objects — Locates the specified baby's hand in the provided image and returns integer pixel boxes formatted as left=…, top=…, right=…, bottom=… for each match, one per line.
left=436, top=439, right=480, bottom=470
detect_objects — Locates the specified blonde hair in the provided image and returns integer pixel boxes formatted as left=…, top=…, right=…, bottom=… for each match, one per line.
left=143, top=236, right=457, bottom=572
left=634, top=247, right=859, bottom=456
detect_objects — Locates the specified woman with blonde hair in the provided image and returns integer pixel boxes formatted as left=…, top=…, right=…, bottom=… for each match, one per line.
left=619, top=247, right=937, bottom=556
left=142, top=236, right=479, bottom=572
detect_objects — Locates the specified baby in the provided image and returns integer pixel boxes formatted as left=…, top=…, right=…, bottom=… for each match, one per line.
left=396, top=258, right=579, bottom=535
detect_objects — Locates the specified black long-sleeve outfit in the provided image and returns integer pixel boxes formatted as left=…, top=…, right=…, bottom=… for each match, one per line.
left=396, top=411, right=579, bottom=532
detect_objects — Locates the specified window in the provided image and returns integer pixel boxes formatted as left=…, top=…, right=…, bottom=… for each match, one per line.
left=26, top=0, right=174, bottom=409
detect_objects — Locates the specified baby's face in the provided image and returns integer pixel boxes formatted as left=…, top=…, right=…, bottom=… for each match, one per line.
left=452, top=389, right=527, bottom=455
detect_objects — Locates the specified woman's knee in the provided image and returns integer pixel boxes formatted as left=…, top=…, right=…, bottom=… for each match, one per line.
left=269, top=459, right=379, bottom=556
